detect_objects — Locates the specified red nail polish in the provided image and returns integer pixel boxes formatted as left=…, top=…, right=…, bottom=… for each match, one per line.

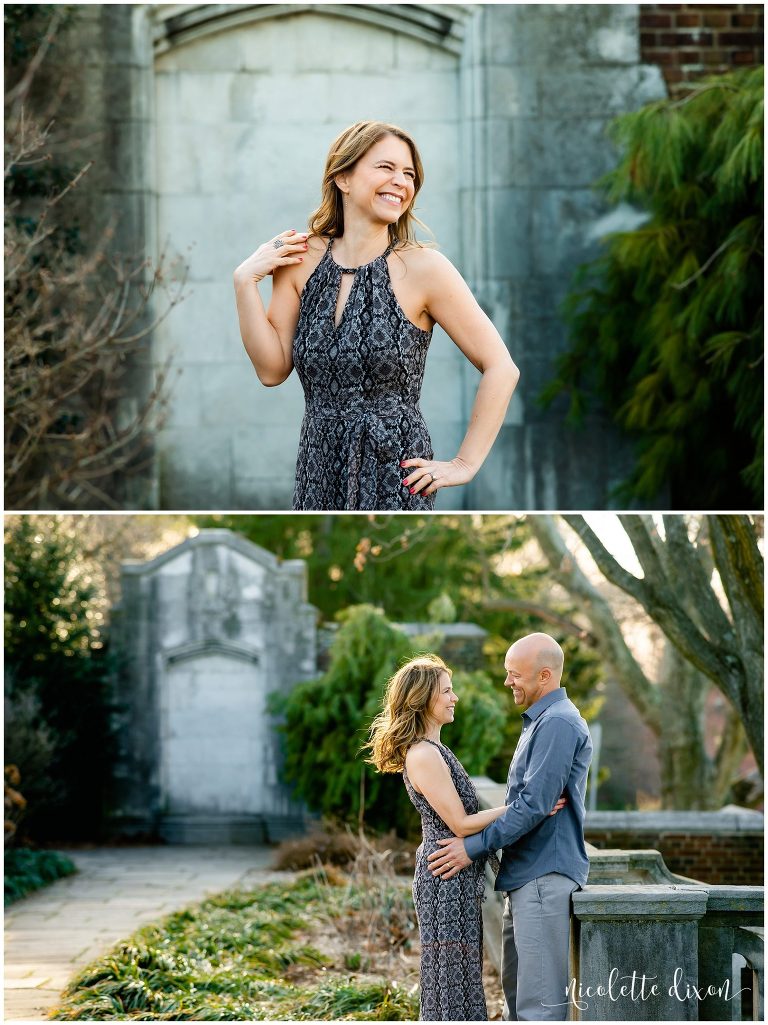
left=410, top=488, right=415, bottom=494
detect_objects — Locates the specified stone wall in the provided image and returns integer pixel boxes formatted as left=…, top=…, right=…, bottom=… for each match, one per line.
left=639, top=3, right=764, bottom=94
left=110, top=529, right=318, bottom=842
left=585, top=810, right=765, bottom=885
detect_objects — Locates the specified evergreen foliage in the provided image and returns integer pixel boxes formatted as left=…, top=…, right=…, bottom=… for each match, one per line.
left=4, top=848, right=76, bottom=906
left=541, top=67, right=763, bottom=506
left=271, top=606, right=508, bottom=836
left=4, top=518, right=115, bottom=841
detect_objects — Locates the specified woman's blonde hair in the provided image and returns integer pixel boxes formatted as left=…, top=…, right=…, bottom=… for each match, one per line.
left=308, top=120, right=429, bottom=247
left=364, top=654, right=451, bottom=774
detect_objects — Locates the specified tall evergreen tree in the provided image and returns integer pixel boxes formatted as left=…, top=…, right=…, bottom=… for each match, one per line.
left=542, top=67, right=763, bottom=507
left=272, top=605, right=508, bottom=837
left=4, top=517, right=114, bottom=840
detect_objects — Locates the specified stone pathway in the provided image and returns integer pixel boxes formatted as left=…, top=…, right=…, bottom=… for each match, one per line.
left=4, top=845, right=286, bottom=1022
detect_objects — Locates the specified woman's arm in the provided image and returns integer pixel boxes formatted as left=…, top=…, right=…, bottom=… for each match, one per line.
left=406, top=743, right=567, bottom=838
left=406, top=744, right=507, bottom=837
left=401, top=250, right=519, bottom=496
left=233, top=229, right=308, bottom=386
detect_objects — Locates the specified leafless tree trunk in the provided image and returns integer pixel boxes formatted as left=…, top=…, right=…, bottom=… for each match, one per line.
left=563, top=515, right=762, bottom=776
left=528, top=515, right=755, bottom=808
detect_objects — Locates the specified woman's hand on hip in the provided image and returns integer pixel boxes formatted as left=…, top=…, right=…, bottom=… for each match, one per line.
left=400, top=456, right=475, bottom=497
left=234, top=229, right=308, bottom=284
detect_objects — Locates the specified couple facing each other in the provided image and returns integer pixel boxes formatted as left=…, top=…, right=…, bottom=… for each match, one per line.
left=366, top=632, right=594, bottom=1022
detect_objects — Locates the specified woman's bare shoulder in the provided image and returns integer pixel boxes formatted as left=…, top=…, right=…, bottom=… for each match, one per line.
left=405, top=740, right=443, bottom=769
left=394, top=242, right=455, bottom=277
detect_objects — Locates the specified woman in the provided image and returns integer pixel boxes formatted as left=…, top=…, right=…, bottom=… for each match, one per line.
left=233, top=120, right=519, bottom=511
left=365, top=655, right=564, bottom=1021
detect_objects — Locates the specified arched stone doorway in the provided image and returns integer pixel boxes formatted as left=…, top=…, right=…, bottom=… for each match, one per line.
left=110, top=529, right=317, bottom=842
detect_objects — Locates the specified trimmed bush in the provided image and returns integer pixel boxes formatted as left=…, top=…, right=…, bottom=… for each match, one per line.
left=5, top=848, right=77, bottom=906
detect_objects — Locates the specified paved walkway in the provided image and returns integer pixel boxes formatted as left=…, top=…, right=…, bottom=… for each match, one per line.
left=4, top=846, right=287, bottom=1022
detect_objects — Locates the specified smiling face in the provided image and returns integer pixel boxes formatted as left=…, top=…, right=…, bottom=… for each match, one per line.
left=427, top=670, right=458, bottom=727
left=503, top=636, right=563, bottom=710
left=334, top=134, right=417, bottom=226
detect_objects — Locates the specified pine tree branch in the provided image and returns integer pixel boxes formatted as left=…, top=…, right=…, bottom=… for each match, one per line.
left=670, top=235, right=734, bottom=290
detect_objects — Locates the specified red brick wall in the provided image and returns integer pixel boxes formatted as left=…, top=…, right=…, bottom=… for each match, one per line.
left=586, top=828, right=764, bottom=885
left=640, top=4, right=764, bottom=94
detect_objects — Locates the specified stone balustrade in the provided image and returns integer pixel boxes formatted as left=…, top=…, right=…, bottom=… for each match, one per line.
left=472, top=777, right=765, bottom=1021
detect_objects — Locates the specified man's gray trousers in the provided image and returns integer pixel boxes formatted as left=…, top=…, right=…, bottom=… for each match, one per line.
left=501, top=872, right=579, bottom=1021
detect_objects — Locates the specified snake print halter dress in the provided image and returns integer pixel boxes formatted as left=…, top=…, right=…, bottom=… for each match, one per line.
left=292, top=237, right=435, bottom=510
left=403, top=739, right=496, bottom=1021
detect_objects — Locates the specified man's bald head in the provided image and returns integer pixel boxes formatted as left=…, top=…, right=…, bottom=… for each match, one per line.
left=503, top=632, right=565, bottom=709
left=509, top=632, right=564, bottom=679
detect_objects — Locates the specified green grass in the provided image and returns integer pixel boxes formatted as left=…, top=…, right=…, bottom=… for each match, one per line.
left=49, top=872, right=419, bottom=1021
left=4, top=848, right=77, bottom=906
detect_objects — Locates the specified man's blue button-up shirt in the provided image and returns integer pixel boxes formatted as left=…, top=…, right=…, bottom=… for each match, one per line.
left=464, top=687, right=593, bottom=890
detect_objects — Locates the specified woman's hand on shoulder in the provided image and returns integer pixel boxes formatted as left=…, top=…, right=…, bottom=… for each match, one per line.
left=233, top=229, right=309, bottom=286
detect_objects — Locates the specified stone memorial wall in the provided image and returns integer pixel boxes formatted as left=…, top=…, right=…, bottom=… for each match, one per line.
left=110, top=529, right=317, bottom=842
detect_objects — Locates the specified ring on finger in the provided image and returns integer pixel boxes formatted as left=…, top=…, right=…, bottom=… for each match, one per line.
left=273, top=239, right=285, bottom=249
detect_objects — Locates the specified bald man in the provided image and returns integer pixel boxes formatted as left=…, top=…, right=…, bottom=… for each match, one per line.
left=427, top=632, right=593, bottom=1021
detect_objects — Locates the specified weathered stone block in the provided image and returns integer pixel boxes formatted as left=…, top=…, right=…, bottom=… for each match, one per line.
left=232, top=475, right=297, bottom=510
left=572, top=886, right=708, bottom=1021
left=529, top=187, right=612, bottom=277
left=325, top=69, right=459, bottom=125
left=485, top=4, right=639, bottom=67
left=155, top=25, right=245, bottom=74
left=158, top=426, right=232, bottom=507
left=238, top=71, right=336, bottom=126
left=495, top=117, right=621, bottom=189
left=487, top=187, right=535, bottom=279
left=486, top=64, right=540, bottom=118
left=395, top=31, right=457, bottom=71
left=539, top=64, right=667, bottom=117
left=267, top=13, right=398, bottom=74
left=157, top=281, right=243, bottom=364
left=232, top=424, right=303, bottom=489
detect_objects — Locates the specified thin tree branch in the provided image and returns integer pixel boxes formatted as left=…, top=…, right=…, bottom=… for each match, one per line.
left=662, top=515, right=734, bottom=641
left=563, top=515, right=737, bottom=698
left=480, top=599, right=596, bottom=643
left=529, top=516, right=662, bottom=734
